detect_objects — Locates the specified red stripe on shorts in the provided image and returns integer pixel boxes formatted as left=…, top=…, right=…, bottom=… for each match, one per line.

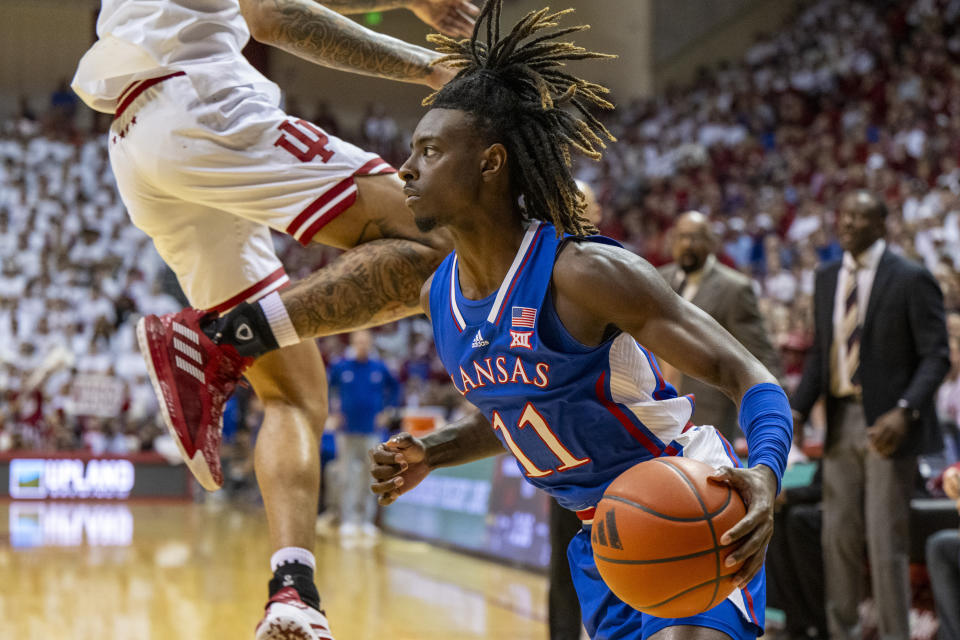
left=297, top=188, right=360, bottom=246
left=287, top=178, right=357, bottom=243
left=742, top=585, right=760, bottom=625
left=289, top=156, right=396, bottom=246
left=205, top=267, right=289, bottom=314
left=114, top=72, right=186, bottom=120
left=576, top=507, right=596, bottom=522
left=354, top=157, right=395, bottom=176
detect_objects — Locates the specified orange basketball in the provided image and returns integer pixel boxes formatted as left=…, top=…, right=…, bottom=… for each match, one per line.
left=591, top=457, right=746, bottom=618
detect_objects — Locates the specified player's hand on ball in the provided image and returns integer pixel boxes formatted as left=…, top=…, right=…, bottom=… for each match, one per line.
left=410, top=0, right=479, bottom=38
left=708, top=464, right=777, bottom=589
left=369, top=432, right=430, bottom=506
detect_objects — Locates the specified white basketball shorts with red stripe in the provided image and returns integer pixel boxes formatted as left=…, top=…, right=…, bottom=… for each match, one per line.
left=108, top=71, right=396, bottom=312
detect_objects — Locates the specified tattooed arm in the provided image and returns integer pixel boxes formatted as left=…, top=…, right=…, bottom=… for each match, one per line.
left=317, top=0, right=478, bottom=38
left=281, top=238, right=441, bottom=337
left=315, top=0, right=418, bottom=12
left=239, top=0, right=454, bottom=88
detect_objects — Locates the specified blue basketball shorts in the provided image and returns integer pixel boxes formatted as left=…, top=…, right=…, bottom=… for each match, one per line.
left=567, top=529, right=765, bottom=639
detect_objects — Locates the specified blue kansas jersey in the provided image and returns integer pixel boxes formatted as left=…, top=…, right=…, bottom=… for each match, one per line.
left=429, top=220, right=735, bottom=511
left=428, top=221, right=765, bottom=638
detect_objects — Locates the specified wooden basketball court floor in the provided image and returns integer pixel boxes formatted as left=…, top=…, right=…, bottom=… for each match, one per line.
left=0, top=501, right=548, bottom=640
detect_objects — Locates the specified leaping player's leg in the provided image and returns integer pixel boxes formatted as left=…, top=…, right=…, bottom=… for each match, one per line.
left=110, top=100, right=333, bottom=639
left=118, top=73, right=447, bottom=640
left=244, top=346, right=327, bottom=555
left=123, top=199, right=335, bottom=640
left=243, top=344, right=335, bottom=640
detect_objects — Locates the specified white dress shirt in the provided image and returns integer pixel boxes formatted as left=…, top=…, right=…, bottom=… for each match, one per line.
left=831, top=238, right=886, bottom=396
left=675, top=254, right=716, bottom=301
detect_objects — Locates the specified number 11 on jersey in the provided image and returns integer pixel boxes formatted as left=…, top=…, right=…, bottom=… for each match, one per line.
left=492, top=402, right=591, bottom=478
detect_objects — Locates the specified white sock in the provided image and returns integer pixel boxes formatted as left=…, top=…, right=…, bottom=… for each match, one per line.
left=270, top=547, right=316, bottom=573
left=258, top=292, right=300, bottom=348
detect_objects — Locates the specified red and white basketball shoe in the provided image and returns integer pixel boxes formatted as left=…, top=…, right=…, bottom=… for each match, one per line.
left=256, top=587, right=334, bottom=640
left=136, top=309, right=252, bottom=491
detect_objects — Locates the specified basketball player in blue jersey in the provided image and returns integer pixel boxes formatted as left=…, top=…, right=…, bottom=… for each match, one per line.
left=368, top=3, right=794, bottom=639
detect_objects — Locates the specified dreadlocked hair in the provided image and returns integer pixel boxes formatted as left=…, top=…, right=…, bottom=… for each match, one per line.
left=423, top=1, right=615, bottom=236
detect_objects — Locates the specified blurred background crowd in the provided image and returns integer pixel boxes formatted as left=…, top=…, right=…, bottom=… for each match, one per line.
left=1, top=0, right=960, bottom=494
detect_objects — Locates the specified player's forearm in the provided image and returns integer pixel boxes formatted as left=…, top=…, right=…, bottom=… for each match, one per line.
left=282, top=239, right=440, bottom=339
left=421, top=411, right=504, bottom=469
left=738, top=382, right=792, bottom=493
left=315, top=0, right=414, bottom=14
left=630, top=276, right=791, bottom=485
left=669, top=308, right=778, bottom=404
left=243, top=0, right=439, bottom=86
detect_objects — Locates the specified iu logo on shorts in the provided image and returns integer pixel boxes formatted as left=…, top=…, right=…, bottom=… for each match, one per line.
left=274, top=119, right=334, bottom=163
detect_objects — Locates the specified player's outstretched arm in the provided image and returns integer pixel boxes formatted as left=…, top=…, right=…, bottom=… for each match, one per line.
left=238, top=0, right=454, bottom=88
left=552, top=241, right=793, bottom=588
left=316, top=0, right=479, bottom=38
left=369, top=410, right=503, bottom=505
left=552, top=242, right=777, bottom=400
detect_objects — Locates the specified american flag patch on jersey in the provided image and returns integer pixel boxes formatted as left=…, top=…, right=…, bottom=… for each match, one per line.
left=511, top=306, right=537, bottom=328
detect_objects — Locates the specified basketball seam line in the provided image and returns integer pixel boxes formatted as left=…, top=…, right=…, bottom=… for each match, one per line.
left=636, top=571, right=740, bottom=610
left=651, top=458, right=724, bottom=607
left=601, top=491, right=732, bottom=522
left=593, top=541, right=737, bottom=565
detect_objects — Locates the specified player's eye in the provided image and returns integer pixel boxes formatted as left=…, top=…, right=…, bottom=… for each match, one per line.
left=422, top=146, right=437, bottom=157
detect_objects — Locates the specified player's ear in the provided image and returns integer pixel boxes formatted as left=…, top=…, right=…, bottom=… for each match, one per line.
left=480, top=143, right=508, bottom=182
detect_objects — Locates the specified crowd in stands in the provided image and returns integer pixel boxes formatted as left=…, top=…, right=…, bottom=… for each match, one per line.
left=569, top=0, right=960, bottom=421
left=2, top=1, right=958, bottom=637
left=0, top=105, right=182, bottom=454
left=1, top=0, right=959, bottom=478
left=0, top=93, right=462, bottom=458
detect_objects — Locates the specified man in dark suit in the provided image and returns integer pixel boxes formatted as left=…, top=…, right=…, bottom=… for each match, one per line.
left=659, top=211, right=784, bottom=443
left=791, top=190, right=950, bottom=640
